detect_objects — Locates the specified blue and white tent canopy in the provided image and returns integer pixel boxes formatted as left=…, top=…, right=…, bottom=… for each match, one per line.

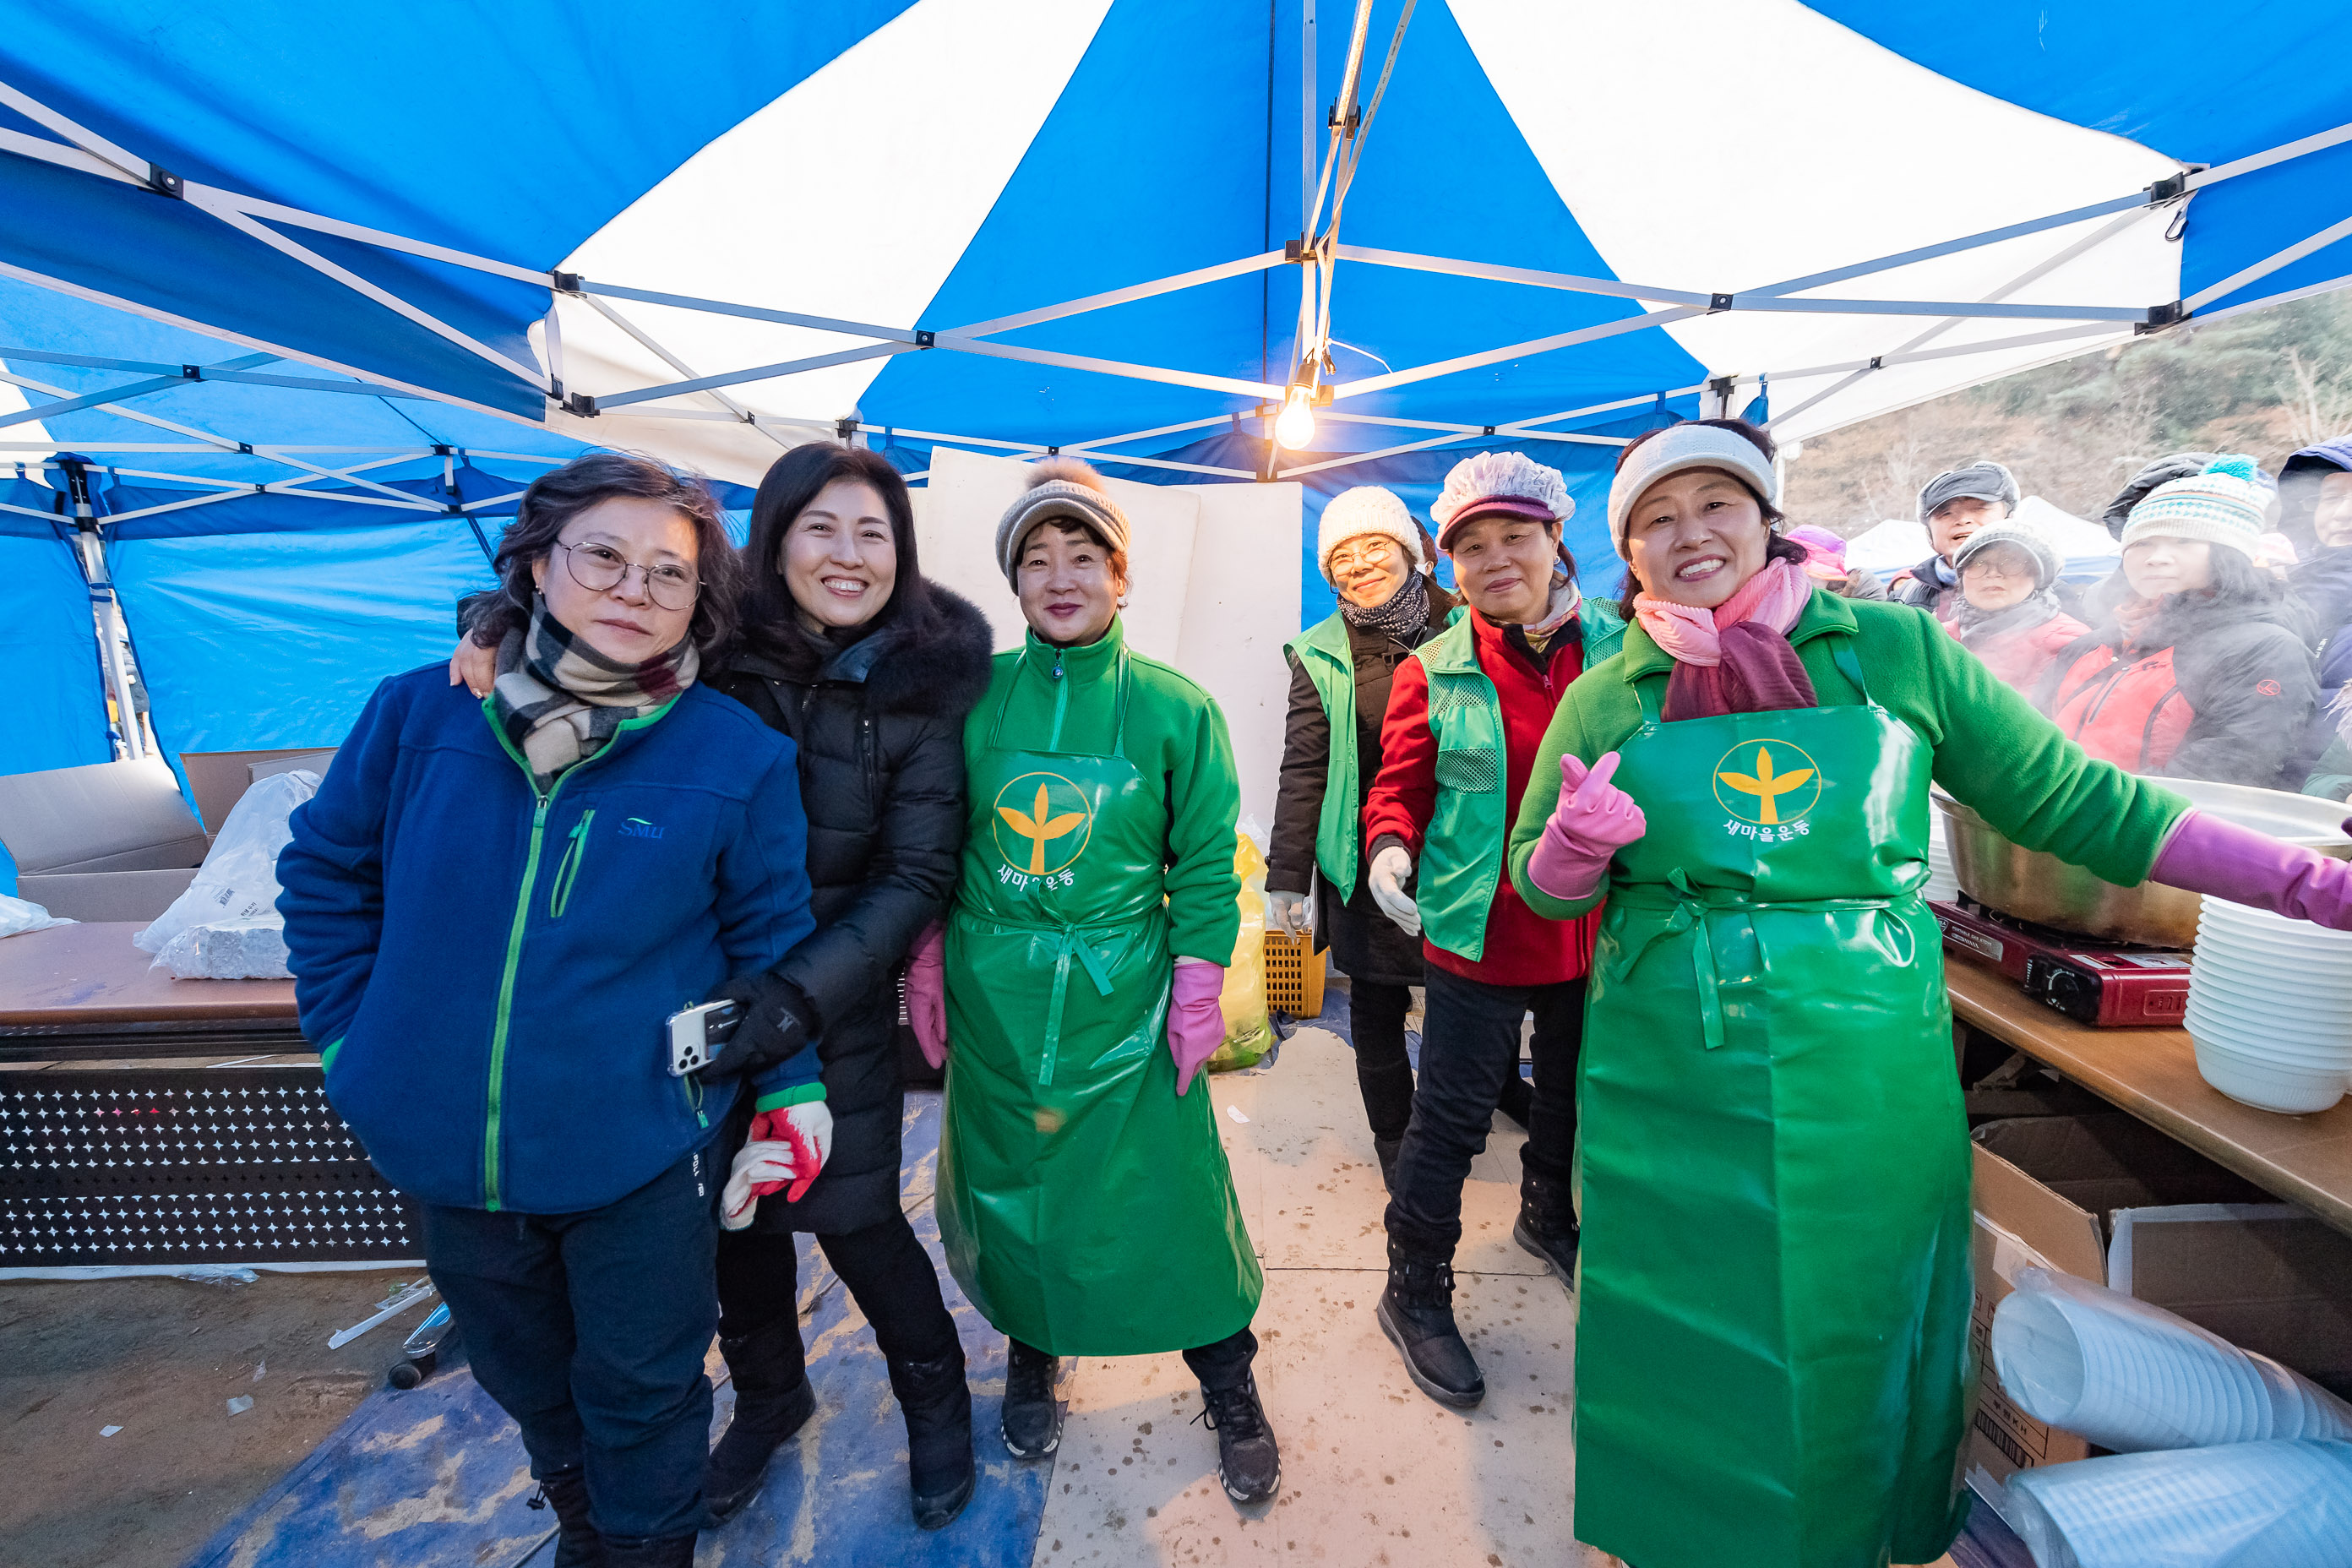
left=3, top=0, right=2350, bottom=488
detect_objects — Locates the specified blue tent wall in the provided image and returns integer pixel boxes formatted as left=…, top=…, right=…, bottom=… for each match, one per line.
left=0, top=497, right=112, bottom=894
left=108, top=518, right=498, bottom=803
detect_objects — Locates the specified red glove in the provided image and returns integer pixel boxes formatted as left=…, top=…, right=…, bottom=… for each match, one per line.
left=743, top=1101, right=834, bottom=1206
left=906, top=920, right=948, bottom=1070
left=1167, top=959, right=1227, bottom=1097
left=1525, top=750, right=1646, bottom=901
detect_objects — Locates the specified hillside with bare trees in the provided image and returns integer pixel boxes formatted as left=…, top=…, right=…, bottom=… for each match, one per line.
left=1782, top=290, right=2352, bottom=534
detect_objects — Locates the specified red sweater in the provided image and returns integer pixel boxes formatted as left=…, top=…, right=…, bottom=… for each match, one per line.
left=1363, top=607, right=1599, bottom=987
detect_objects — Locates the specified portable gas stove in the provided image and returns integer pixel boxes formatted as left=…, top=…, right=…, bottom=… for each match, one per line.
left=1929, top=896, right=2191, bottom=1027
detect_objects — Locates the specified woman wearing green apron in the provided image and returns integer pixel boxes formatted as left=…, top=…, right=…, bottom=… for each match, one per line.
left=932, top=458, right=1278, bottom=1507
left=1506, top=418, right=2352, bottom=1568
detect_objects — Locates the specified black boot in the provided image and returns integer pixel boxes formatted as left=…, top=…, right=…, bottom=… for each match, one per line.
left=1372, top=1136, right=1402, bottom=1193
left=888, top=1346, right=976, bottom=1529
left=527, top=1466, right=603, bottom=1568
left=1376, top=1239, right=1484, bottom=1408
left=999, top=1337, right=1062, bottom=1459
left=704, top=1319, right=817, bottom=1526
left=1195, top=1375, right=1282, bottom=1505
left=597, top=1534, right=695, bottom=1567
left=1513, top=1172, right=1579, bottom=1291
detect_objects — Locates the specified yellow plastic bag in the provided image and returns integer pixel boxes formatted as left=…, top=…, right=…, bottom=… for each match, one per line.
left=1210, top=820, right=1274, bottom=1072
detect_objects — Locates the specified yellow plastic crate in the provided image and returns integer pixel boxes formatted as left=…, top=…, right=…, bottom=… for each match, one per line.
left=1261, top=928, right=1326, bottom=1018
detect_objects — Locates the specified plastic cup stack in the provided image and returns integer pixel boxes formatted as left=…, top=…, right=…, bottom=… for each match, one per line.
left=2004, top=1440, right=2352, bottom=1568
left=1990, top=1267, right=2352, bottom=1454
left=2186, top=895, right=2352, bottom=1114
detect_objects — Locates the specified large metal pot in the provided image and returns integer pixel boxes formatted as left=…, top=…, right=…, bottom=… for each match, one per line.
left=1932, top=778, right=2352, bottom=948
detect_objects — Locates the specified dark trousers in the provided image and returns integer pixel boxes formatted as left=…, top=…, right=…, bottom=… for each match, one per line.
left=1350, top=979, right=1418, bottom=1143
left=1384, top=966, right=1585, bottom=1259
left=1010, top=1326, right=1259, bottom=1391
left=420, top=1149, right=719, bottom=1540
left=715, top=1211, right=961, bottom=1372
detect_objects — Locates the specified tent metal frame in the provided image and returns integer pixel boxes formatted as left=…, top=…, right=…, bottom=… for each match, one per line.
left=3, top=74, right=2351, bottom=476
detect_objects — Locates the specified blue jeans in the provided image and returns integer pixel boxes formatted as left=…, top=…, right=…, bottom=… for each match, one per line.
left=1383, top=966, right=1585, bottom=1259
left=420, top=1146, right=720, bottom=1539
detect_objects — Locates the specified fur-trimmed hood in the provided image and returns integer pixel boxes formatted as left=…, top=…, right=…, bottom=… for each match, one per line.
left=724, top=582, right=995, bottom=721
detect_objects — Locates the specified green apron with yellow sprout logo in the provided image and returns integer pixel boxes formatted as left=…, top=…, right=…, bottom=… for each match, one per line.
left=939, top=649, right=1262, bottom=1354
left=1573, top=642, right=1974, bottom=1568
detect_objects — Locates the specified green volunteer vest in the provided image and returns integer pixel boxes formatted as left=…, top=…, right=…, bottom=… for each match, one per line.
left=1414, top=599, right=1625, bottom=961
left=1284, top=612, right=1366, bottom=901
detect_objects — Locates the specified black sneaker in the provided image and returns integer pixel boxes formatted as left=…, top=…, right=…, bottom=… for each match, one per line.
left=999, top=1339, right=1062, bottom=1459
left=1377, top=1245, right=1484, bottom=1408
left=1195, top=1376, right=1281, bottom=1504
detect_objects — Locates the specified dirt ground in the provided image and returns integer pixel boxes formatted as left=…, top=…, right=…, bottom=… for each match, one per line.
left=0, top=1268, right=433, bottom=1568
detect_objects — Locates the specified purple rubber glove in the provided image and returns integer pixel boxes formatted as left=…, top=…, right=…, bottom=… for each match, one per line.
left=1525, top=750, right=1647, bottom=902
left=2149, top=809, right=2352, bottom=929
left=1168, top=958, right=1227, bottom=1097
left=906, top=920, right=947, bottom=1070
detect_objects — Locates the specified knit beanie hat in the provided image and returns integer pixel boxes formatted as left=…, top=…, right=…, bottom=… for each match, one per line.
left=1606, top=423, right=1778, bottom=558
left=1430, top=452, right=1571, bottom=552
left=1316, top=486, right=1426, bottom=584
left=2119, top=455, right=2268, bottom=562
left=1952, top=519, right=2060, bottom=591
left=1917, top=459, right=2019, bottom=523
left=994, top=457, right=1131, bottom=587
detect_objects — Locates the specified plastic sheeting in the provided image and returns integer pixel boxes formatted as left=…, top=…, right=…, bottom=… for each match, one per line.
left=107, top=518, right=498, bottom=765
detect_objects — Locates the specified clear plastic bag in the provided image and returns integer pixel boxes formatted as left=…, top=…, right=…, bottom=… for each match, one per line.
left=0, top=894, right=72, bottom=939
left=2006, top=1439, right=2352, bottom=1568
left=134, top=770, right=319, bottom=959
left=153, top=916, right=291, bottom=980
left=1209, top=817, right=1275, bottom=1073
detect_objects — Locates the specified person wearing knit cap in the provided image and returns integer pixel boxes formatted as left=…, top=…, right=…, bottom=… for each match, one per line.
left=1892, top=458, right=2020, bottom=616
left=2044, top=455, right=2318, bottom=787
left=1358, top=450, right=1625, bottom=1411
left=1946, top=519, right=2089, bottom=694
left=2278, top=437, right=2352, bottom=787
left=1270, top=487, right=1473, bottom=1190
left=935, top=456, right=1282, bottom=1505
left=1502, top=418, right=2352, bottom=1568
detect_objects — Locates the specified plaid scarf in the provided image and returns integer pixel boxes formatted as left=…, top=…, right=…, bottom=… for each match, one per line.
left=1339, top=569, right=1432, bottom=641
left=490, top=598, right=698, bottom=793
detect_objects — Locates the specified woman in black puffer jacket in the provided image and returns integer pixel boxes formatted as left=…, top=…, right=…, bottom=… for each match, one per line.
left=703, top=445, right=992, bottom=1530
left=455, top=444, right=993, bottom=1533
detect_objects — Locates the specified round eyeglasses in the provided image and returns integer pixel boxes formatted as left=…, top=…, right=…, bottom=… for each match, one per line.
left=553, top=541, right=700, bottom=609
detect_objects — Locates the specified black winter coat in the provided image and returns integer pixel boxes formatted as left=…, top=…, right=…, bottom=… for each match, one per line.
left=710, top=587, right=993, bottom=1235
left=2039, top=585, right=2319, bottom=790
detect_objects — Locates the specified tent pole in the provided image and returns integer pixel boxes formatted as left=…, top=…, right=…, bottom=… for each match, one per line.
left=57, top=466, right=145, bottom=762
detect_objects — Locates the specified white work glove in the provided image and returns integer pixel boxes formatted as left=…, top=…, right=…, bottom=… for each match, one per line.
left=1267, top=889, right=1312, bottom=939
left=1367, top=845, right=1421, bottom=937
left=719, top=1100, right=835, bottom=1229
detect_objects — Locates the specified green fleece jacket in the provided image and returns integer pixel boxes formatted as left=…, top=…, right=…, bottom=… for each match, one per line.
left=966, top=618, right=1243, bottom=964
left=1507, top=588, right=2193, bottom=920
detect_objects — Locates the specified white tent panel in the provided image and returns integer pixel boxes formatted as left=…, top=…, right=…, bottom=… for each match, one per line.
left=548, top=0, right=1114, bottom=440
left=1454, top=0, right=2180, bottom=441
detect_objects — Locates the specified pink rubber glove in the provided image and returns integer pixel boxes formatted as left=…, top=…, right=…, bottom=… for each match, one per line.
left=1525, top=750, right=1647, bottom=901
left=1168, top=959, right=1227, bottom=1097
left=906, top=920, right=948, bottom=1070
left=2150, top=809, right=2352, bottom=929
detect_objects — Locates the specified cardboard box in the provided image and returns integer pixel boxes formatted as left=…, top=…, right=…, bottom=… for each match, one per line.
left=178, top=749, right=337, bottom=835
left=0, top=760, right=209, bottom=922
left=1966, top=1113, right=2352, bottom=1516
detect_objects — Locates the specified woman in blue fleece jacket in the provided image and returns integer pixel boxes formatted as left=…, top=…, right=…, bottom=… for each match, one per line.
left=278, top=455, right=821, bottom=1568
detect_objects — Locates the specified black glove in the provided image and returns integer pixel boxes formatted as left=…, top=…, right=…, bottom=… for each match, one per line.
left=699, top=972, right=812, bottom=1081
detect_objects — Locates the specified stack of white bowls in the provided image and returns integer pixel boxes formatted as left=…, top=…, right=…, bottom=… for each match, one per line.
left=2186, top=895, right=2352, bottom=1114
left=1922, top=810, right=1961, bottom=903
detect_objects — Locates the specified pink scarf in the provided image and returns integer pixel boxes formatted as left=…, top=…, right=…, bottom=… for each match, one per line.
left=1633, top=556, right=1811, bottom=664
left=1634, top=557, right=1819, bottom=721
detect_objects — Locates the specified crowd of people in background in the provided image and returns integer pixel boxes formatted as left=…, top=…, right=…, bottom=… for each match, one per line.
left=1842, top=438, right=2352, bottom=798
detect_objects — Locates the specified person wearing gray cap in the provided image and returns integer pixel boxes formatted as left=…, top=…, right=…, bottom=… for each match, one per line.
left=1946, top=519, right=2088, bottom=694
left=1892, top=459, right=2019, bottom=616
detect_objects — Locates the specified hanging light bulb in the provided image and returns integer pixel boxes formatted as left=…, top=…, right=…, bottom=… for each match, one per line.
left=1275, top=384, right=1317, bottom=451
